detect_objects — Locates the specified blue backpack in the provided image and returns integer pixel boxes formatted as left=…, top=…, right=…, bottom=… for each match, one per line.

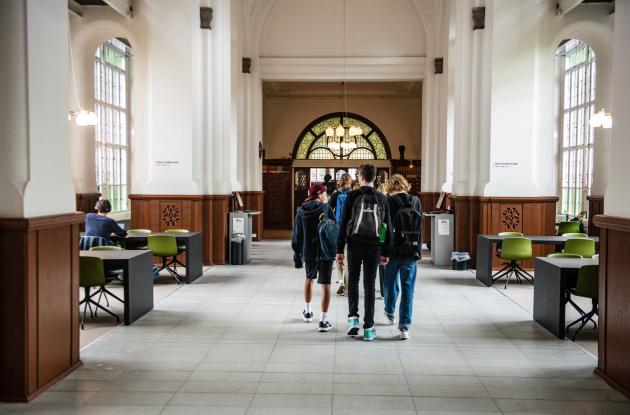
left=317, top=215, right=339, bottom=261
left=335, top=190, right=350, bottom=224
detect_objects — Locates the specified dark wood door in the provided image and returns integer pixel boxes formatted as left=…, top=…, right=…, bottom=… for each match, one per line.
left=293, top=168, right=309, bottom=214
left=263, top=171, right=291, bottom=228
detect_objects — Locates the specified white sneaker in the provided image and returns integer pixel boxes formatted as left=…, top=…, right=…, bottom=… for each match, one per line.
left=400, top=329, right=410, bottom=340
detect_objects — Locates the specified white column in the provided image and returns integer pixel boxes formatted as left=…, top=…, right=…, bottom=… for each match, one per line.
left=0, top=0, right=75, bottom=218
left=604, top=0, right=630, bottom=217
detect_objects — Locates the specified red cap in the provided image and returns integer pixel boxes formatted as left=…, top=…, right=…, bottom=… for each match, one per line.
left=305, top=184, right=327, bottom=202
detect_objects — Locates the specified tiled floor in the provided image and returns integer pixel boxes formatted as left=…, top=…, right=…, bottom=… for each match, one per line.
left=2, top=240, right=629, bottom=415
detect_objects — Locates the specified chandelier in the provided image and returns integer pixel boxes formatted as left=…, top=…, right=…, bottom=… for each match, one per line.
left=326, top=0, right=360, bottom=158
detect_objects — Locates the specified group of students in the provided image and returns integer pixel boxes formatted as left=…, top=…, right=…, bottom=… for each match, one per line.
left=291, top=163, right=423, bottom=341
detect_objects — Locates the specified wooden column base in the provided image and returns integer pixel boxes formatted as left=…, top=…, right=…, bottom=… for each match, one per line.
left=237, top=191, right=265, bottom=241
left=449, top=196, right=558, bottom=268
left=587, top=196, right=604, bottom=237
left=593, top=215, right=630, bottom=399
left=129, top=194, right=230, bottom=265
left=0, top=212, right=84, bottom=402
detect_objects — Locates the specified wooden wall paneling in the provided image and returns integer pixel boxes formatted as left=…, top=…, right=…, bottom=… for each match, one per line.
left=593, top=215, right=630, bottom=399
left=0, top=213, right=83, bottom=402
left=202, top=198, right=214, bottom=265
left=587, top=196, right=604, bottom=237
left=211, top=196, right=229, bottom=264
left=238, top=191, right=265, bottom=241
left=75, top=193, right=100, bottom=231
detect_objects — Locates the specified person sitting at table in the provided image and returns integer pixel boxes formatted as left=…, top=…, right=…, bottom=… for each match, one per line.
left=85, top=199, right=127, bottom=244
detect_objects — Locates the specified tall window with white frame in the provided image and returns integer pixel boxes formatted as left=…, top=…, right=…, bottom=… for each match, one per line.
left=556, top=39, right=596, bottom=217
left=94, top=38, right=131, bottom=213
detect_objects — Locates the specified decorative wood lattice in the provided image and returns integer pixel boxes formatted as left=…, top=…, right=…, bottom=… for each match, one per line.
left=501, top=206, right=521, bottom=230
left=161, top=204, right=181, bottom=227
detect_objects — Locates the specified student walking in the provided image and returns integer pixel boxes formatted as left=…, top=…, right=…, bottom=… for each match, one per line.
left=376, top=182, right=389, bottom=299
left=382, top=174, right=423, bottom=340
left=336, top=164, right=393, bottom=341
left=329, top=173, right=353, bottom=296
left=292, top=185, right=336, bottom=332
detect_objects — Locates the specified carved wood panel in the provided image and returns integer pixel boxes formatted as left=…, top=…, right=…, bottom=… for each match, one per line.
left=500, top=205, right=522, bottom=232
left=263, top=171, right=291, bottom=228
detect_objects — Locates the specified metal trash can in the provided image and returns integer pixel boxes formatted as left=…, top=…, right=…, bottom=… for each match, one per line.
left=451, top=252, right=470, bottom=271
left=230, top=234, right=246, bottom=265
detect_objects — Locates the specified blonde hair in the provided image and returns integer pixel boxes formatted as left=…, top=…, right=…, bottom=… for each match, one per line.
left=387, top=174, right=411, bottom=193
left=338, top=173, right=353, bottom=190
left=377, top=183, right=388, bottom=195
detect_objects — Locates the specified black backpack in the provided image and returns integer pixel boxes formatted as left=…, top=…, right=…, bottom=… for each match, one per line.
left=346, top=192, right=386, bottom=244
left=392, top=194, right=423, bottom=255
left=317, top=214, right=339, bottom=261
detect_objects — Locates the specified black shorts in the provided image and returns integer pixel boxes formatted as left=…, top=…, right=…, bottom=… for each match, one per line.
left=305, top=260, right=334, bottom=284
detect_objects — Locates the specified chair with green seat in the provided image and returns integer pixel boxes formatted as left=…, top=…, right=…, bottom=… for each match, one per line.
left=165, top=229, right=189, bottom=271
left=562, top=233, right=588, bottom=238
left=89, top=246, right=125, bottom=308
left=492, top=237, right=533, bottom=289
left=565, top=264, right=599, bottom=340
left=557, top=221, right=580, bottom=235
left=495, top=231, right=524, bottom=258
left=563, top=238, right=596, bottom=258
left=127, top=229, right=152, bottom=250
left=79, top=256, right=120, bottom=329
left=148, top=234, right=182, bottom=284
left=547, top=252, right=583, bottom=258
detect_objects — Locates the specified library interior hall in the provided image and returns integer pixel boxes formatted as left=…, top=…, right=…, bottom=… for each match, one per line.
left=2, top=0, right=630, bottom=414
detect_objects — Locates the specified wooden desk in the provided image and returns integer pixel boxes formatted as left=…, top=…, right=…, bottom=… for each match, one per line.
left=123, top=232, right=203, bottom=283
left=533, top=257, right=598, bottom=338
left=475, top=234, right=599, bottom=287
left=80, top=250, right=153, bottom=325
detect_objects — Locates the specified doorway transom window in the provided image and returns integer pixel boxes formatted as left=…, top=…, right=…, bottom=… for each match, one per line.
left=293, top=113, right=390, bottom=160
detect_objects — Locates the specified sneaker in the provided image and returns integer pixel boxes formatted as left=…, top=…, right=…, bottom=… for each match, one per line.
left=303, top=310, right=313, bottom=322
left=318, top=321, right=333, bottom=332
left=384, top=312, right=395, bottom=325
left=363, top=327, right=376, bottom=341
left=347, top=316, right=360, bottom=336
left=337, top=285, right=346, bottom=296
left=400, top=329, right=410, bottom=340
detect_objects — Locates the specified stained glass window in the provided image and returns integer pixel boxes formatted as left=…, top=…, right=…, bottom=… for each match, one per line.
left=294, top=114, right=389, bottom=160
left=95, top=38, right=131, bottom=213
left=556, top=40, right=595, bottom=217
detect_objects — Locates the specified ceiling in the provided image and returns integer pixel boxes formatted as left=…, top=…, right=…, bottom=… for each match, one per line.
left=263, top=81, right=422, bottom=98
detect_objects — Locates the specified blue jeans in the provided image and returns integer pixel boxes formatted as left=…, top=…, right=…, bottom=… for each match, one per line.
left=384, top=259, right=417, bottom=330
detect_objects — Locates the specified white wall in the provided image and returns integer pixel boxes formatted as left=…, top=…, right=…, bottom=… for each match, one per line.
left=604, top=0, right=630, bottom=218
left=0, top=0, right=75, bottom=218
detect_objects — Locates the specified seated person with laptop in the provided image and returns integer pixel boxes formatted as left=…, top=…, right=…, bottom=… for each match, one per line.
left=85, top=199, right=127, bottom=244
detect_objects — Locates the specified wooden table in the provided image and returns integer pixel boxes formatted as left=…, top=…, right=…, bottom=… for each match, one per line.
left=533, top=257, right=598, bottom=338
left=123, top=232, right=203, bottom=283
left=475, top=234, right=599, bottom=287
left=80, top=250, right=154, bottom=325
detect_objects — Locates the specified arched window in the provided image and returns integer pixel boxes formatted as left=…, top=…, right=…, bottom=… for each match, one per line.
left=293, top=113, right=391, bottom=160
left=94, top=38, right=131, bottom=213
left=556, top=39, right=596, bottom=217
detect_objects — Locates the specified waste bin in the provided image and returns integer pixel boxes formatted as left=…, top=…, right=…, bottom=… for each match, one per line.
left=451, top=252, right=470, bottom=271
left=426, top=213, right=454, bottom=266
left=230, top=234, right=246, bottom=265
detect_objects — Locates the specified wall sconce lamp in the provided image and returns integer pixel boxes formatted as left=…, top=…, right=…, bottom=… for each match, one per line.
left=589, top=109, right=612, bottom=129
left=68, top=108, right=98, bottom=126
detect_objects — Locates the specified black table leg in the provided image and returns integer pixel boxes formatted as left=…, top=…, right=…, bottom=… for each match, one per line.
left=124, top=252, right=154, bottom=325
left=533, top=258, right=568, bottom=338
left=183, top=233, right=203, bottom=283
left=476, top=235, right=493, bottom=287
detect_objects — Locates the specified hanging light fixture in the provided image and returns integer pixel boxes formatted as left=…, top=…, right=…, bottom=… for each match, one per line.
left=589, top=108, right=612, bottom=129
left=67, top=22, right=98, bottom=127
left=326, top=0, right=362, bottom=158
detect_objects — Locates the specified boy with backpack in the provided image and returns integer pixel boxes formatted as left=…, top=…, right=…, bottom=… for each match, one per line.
left=336, top=164, right=393, bottom=341
left=292, top=184, right=337, bottom=332
left=328, top=173, right=353, bottom=295
left=383, top=174, right=423, bottom=340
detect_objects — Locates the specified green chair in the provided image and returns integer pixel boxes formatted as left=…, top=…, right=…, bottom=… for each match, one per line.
left=89, top=246, right=125, bottom=307
left=562, top=233, right=588, bottom=238
left=496, top=232, right=523, bottom=257
left=79, top=256, right=120, bottom=329
left=492, top=237, right=533, bottom=289
left=165, top=229, right=189, bottom=270
left=566, top=265, right=599, bottom=340
left=547, top=253, right=583, bottom=259
left=558, top=221, right=580, bottom=235
left=564, top=238, right=596, bottom=258
left=148, top=235, right=182, bottom=284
